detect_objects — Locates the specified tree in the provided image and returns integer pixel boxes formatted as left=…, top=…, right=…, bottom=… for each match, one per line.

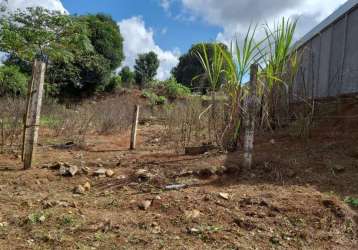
left=134, top=51, right=159, bottom=88
left=0, top=65, right=28, bottom=96
left=47, top=51, right=111, bottom=97
left=81, top=14, right=124, bottom=70
left=48, top=14, right=125, bottom=97
left=119, top=66, right=135, bottom=87
left=0, top=7, right=89, bottom=64
left=3, top=12, right=125, bottom=98
left=172, top=43, right=229, bottom=93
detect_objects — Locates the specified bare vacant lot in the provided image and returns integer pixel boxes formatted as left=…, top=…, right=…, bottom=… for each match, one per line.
left=0, top=94, right=357, bottom=250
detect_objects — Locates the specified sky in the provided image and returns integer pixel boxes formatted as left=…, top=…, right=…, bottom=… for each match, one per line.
left=1, top=0, right=349, bottom=79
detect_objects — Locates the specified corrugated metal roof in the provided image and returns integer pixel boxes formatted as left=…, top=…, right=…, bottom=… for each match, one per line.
left=295, top=0, right=358, bottom=48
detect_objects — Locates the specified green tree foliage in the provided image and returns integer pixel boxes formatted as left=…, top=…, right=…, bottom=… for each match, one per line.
left=47, top=52, right=111, bottom=97
left=0, top=65, right=28, bottom=96
left=48, top=14, right=125, bottom=97
left=0, top=7, right=89, bottom=63
left=105, top=75, right=122, bottom=92
left=119, top=66, right=135, bottom=87
left=172, top=43, right=229, bottom=93
left=81, top=14, right=124, bottom=70
left=134, top=51, right=159, bottom=88
left=1, top=8, right=125, bottom=98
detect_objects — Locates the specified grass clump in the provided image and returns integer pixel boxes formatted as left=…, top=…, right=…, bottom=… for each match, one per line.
left=344, top=197, right=358, bottom=207
left=142, top=90, right=167, bottom=105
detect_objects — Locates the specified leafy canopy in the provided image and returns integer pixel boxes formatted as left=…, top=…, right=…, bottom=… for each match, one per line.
left=81, top=14, right=124, bottom=70
left=134, top=51, right=160, bottom=87
left=0, top=7, right=91, bottom=63
left=0, top=65, right=28, bottom=96
left=1, top=8, right=125, bottom=98
left=172, top=43, right=229, bottom=93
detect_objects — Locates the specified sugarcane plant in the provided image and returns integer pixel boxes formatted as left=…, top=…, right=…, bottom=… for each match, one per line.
left=260, top=18, right=299, bottom=129
left=195, top=42, right=226, bottom=144
left=220, top=25, right=265, bottom=149
left=194, top=17, right=300, bottom=151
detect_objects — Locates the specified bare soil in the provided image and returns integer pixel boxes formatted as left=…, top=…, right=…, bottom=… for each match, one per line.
left=0, top=101, right=358, bottom=249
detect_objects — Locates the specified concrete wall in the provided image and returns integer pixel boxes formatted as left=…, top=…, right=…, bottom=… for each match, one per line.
left=292, top=5, right=358, bottom=100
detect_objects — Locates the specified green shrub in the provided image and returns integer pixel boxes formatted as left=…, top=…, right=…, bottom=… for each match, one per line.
left=156, top=95, right=167, bottom=105
left=344, top=197, right=358, bottom=207
left=164, top=78, right=191, bottom=99
left=44, top=82, right=60, bottom=97
left=0, top=65, right=28, bottom=96
left=105, top=75, right=122, bottom=92
left=142, top=90, right=167, bottom=105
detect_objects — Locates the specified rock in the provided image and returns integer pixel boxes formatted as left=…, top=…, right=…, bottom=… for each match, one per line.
left=135, top=169, right=153, bottom=181
left=59, top=165, right=68, bottom=176
left=164, top=184, right=187, bottom=190
left=270, top=236, right=280, bottom=244
left=68, top=165, right=79, bottom=177
left=105, top=169, right=115, bottom=177
left=150, top=222, right=161, bottom=234
left=94, top=168, right=107, bottom=176
left=59, top=164, right=79, bottom=177
left=38, top=215, right=46, bottom=223
left=0, top=222, right=8, bottom=227
left=219, top=192, right=230, bottom=200
left=73, top=185, right=85, bottom=194
left=81, top=166, right=90, bottom=175
left=187, top=227, right=200, bottom=234
left=138, top=200, right=152, bottom=210
left=270, top=139, right=276, bottom=144
left=184, top=209, right=201, bottom=220
left=83, top=182, right=91, bottom=191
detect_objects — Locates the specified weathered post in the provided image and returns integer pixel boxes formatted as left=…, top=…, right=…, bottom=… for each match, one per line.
left=130, top=105, right=140, bottom=150
left=23, top=58, right=46, bottom=169
left=243, top=64, right=258, bottom=169
left=0, top=119, right=4, bottom=153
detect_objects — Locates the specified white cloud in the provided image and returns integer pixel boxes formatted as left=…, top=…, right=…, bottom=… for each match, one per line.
left=180, top=0, right=347, bottom=44
left=160, top=0, right=171, bottom=11
left=0, top=0, right=67, bottom=13
left=118, top=16, right=179, bottom=80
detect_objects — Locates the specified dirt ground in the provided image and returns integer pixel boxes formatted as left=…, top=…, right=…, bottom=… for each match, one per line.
left=0, top=102, right=358, bottom=249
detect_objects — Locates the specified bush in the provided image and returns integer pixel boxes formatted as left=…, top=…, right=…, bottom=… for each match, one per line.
left=0, top=65, right=28, bottom=96
left=142, top=90, right=167, bottom=105
left=105, top=75, right=122, bottom=92
left=164, top=78, right=191, bottom=99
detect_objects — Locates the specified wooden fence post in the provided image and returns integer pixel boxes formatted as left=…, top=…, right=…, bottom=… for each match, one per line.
left=23, top=58, right=46, bottom=169
left=130, top=105, right=140, bottom=150
left=243, top=64, right=258, bottom=169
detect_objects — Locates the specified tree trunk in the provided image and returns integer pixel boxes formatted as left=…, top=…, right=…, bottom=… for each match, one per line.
left=23, top=59, right=46, bottom=169
left=243, top=64, right=258, bottom=169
